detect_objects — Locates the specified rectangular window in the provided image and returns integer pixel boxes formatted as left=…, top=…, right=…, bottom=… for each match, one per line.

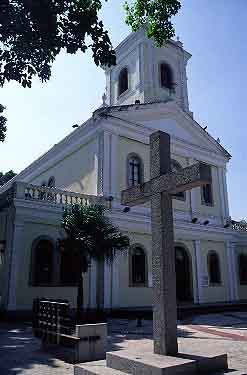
left=201, top=183, right=213, bottom=206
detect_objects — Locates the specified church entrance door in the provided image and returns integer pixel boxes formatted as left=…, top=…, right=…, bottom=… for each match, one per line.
left=175, top=246, right=193, bottom=303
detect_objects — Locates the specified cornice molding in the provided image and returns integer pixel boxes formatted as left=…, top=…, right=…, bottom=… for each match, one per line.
left=13, top=198, right=247, bottom=245
left=95, top=101, right=230, bottom=160
left=100, top=115, right=228, bottom=167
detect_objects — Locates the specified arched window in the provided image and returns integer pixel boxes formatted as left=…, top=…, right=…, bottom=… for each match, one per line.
left=127, top=154, right=142, bottom=187
left=32, top=239, right=54, bottom=285
left=208, top=251, right=221, bottom=285
left=160, top=63, right=173, bottom=90
left=175, top=245, right=192, bottom=301
left=130, top=246, right=148, bottom=287
left=48, top=176, right=55, bottom=188
left=118, top=67, right=129, bottom=96
left=238, top=253, right=247, bottom=285
left=171, top=159, right=185, bottom=200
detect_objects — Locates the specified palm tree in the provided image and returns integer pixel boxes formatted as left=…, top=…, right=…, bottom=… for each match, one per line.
left=61, top=203, right=129, bottom=321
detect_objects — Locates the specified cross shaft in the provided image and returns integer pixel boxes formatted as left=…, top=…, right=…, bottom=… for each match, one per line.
left=121, top=131, right=212, bottom=356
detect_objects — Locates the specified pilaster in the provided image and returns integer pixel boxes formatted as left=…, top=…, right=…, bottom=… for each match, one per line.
left=1, top=207, right=14, bottom=308
left=103, top=132, right=111, bottom=195
left=110, top=134, right=119, bottom=198
left=194, top=240, right=204, bottom=304
left=226, top=241, right=238, bottom=301
left=7, top=221, right=24, bottom=311
left=97, top=132, right=104, bottom=196
left=218, top=166, right=227, bottom=223
left=221, top=167, right=230, bottom=219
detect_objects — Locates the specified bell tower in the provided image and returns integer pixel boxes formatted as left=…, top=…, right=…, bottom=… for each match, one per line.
left=103, top=28, right=191, bottom=111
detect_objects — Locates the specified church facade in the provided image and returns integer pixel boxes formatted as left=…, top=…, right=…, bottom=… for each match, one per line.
left=1, top=28, right=247, bottom=314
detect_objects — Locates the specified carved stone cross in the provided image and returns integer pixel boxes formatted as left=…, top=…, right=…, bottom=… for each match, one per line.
left=121, top=131, right=211, bottom=356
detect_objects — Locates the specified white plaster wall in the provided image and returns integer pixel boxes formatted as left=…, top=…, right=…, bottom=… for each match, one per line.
left=105, top=29, right=190, bottom=109
left=30, top=138, right=98, bottom=195
left=117, top=232, right=153, bottom=308
left=15, top=221, right=89, bottom=311
left=200, top=241, right=228, bottom=303
left=235, top=245, right=247, bottom=300
left=115, top=234, right=230, bottom=308
left=0, top=212, right=7, bottom=303
left=111, top=46, right=140, bottom=106
left=191, top=165, right=222, bottom=217
left=117, top=135, right=218, bottom=215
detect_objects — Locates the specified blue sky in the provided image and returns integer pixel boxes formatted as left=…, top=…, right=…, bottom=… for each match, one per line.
left=1, top=1, right=246, bottom=220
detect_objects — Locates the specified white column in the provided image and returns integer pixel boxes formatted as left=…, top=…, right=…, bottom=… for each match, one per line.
left=222, top=167, right=230, bottom=219
left=110, top=134, right=119, bottom=199
left=97, top=132, right=104, bottom=195
left=104, top=260, right=112, bottom=310
left=194, top=240, right=204, bottom=304
left=226, top=241, right=238, bottom=301
left=7, top=222, right=24, bottom=311
left=112, top=254, right=120, bottom=308
left=90, top=260, right=97, bottom=309
left=218, top=166, right=228, bottom=223
left=103, top=131, right=111, bottom=195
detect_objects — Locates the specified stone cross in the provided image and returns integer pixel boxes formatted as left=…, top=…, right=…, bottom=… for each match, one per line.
left=121, top=131, right=211, bottom=356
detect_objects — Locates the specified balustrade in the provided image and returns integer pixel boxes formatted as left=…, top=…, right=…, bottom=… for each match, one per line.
left=232, top=221, right=247, bottom=232
left=23, top=184, right=104, bottom=206
left=0, top=182, right=106, bottom=208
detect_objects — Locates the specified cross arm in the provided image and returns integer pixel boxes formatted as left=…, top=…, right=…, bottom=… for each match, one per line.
left=155, top=162, right=212, bottom=195
left=121, top=162, right=211, bottom=207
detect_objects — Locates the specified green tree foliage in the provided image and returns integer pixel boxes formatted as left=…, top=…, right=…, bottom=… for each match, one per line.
left=0, top=104, right=7, bottom=142
left=0, top=0, right=116, bottom=89
left=0, top=0, right=181, bottom=142
left=61, top=203, right=129, bottom=319
left=125, top=0, right=181, bottom=46
left=0, top=170, right=16, bottom=186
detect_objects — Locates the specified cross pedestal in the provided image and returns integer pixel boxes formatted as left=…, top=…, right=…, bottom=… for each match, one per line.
left=74, top=131, right=229, bottom=375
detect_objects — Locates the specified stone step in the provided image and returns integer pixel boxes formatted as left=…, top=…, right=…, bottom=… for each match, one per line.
left=178, top=349, right=228, bottom=373
left=74, top=360, right=127, bottom=375
left=74, top=360, right=246, bottom=375
left=210, top=372, right=246, bottom=375
left=106, top=350, right=197, bottom=375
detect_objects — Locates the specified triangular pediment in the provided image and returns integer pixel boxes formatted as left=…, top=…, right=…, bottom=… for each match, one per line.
left=100, top=101, right=230, bottom=159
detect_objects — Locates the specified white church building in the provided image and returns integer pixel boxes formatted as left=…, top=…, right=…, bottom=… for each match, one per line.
left=1, top=28, right=247, bottom=315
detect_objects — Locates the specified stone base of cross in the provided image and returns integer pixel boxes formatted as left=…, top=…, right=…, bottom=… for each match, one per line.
left=121, top=131, right=212, bottom=356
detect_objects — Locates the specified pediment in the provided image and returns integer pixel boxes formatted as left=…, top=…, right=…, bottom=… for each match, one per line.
left=104, top=101, right=230, bottom=160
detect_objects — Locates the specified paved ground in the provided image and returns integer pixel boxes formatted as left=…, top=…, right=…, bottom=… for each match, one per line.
left=0, top=312, right=247, bottom=374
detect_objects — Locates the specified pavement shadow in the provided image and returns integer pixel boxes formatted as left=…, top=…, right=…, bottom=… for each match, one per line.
left=107, top=320, right=196, bottom=353
left=0, top=323, right=67, bottom=375
left=190, top=312, right=247, bottom=331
